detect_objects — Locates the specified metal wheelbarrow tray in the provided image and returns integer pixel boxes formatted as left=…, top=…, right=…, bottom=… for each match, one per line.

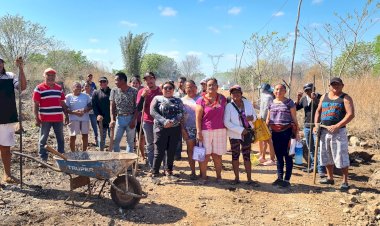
left=13, top=149, right=147, bottom=209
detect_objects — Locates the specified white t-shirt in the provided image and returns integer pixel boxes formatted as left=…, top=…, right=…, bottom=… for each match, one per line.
left=65, top=93, right=91, bottom=121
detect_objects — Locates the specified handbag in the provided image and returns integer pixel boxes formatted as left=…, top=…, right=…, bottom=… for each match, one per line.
left=193, top=142, right=206, bottom=162
left=253, top=118, right=271, bottom=142
left=231, top=102, right=255, bottom=143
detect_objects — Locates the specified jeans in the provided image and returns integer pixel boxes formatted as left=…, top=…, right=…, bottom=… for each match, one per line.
left=89, top=114, right=98, bottom=139
left=39, top=122, right=65, bottom=160
left=153, top=126, right=181, bottom=174
left=143, top=122, right=155, bottom=168
left=98, top=126, right=110, bottom=150
left=304, top=127, right=326, bottom=175
left=272, top=128, right=293, bottom=181
left=113, top=115, right=135, bottom=153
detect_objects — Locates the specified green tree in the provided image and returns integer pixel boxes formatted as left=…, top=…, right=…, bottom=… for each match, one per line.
left=333, top=41, right=375, bottom=77
left=140, top=53, right=178, bottom=79
left=374, top=35, right=380, bottom=75
left=120, top=32, right=153, bottom=76
left=0, top=14, right=53, bottom=69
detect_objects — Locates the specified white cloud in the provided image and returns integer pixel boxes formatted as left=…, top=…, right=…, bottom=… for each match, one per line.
left=228, top=7, right=241, bottom=15
left=158, top=6, right=177, bottom=16
left=187, top=51, right=203, bottom=56
left=273, top=11, right=284, bottom=17
left=208, top=26, right=220, bottom=34
left=157, top=50, right=180, bottom=60
left=120, top=20, right=138, bottom=27
left=312, top=0, right=323, bottom=5
left=82, top=48, right=109, bottom=55
left=89, top=38, right=99, bottom=43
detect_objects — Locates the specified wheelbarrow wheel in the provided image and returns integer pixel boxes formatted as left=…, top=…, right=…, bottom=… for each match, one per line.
left=110, top=175, right=142, bottom=209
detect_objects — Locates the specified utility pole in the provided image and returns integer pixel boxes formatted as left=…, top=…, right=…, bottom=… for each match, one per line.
left=208, top=54, right=223, bottom=76
left=288, top=0, right=303, bottom=98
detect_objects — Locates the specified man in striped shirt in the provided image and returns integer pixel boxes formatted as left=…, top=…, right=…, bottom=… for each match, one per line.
left=33, top=68, right=67, bottom=164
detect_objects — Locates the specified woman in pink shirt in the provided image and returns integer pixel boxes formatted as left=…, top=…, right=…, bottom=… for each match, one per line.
left=195, top=78, right=227, bottom=183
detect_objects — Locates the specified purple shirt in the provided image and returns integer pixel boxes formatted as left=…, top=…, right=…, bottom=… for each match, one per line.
left=268, top=98, right=295, bottom=125
left=196, top=94, right=227, bottom=130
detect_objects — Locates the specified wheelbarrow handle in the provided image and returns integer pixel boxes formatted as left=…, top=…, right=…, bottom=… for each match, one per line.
left=12, top=151, right=62, bottom=172
left=45, top=145, right=68, bottom=160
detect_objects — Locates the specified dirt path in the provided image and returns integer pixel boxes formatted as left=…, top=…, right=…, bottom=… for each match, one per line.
left=1, top=124, right=379, bottom=225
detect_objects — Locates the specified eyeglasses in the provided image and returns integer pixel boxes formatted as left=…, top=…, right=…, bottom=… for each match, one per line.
left=163, top=86, right=173, bottom=91
left=99, top=81, right=107, bottom=83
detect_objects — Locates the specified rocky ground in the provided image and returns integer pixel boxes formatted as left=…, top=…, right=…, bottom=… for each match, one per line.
left=1, top=121, right=380, bottom=226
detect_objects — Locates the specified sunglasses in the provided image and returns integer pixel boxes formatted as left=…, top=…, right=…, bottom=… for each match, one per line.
left=99, top=80, right=107, bottom=83
left=163, top=86, right=173, bottom=91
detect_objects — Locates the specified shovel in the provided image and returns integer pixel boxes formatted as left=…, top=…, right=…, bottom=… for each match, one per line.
left=98, top=118, right=104, bottom=151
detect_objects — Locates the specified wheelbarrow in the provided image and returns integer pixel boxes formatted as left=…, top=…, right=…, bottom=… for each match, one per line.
left=13, top=146, right=147, bottom=209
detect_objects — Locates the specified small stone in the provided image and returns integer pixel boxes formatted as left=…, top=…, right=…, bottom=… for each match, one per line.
left=349, top=136, right=360, bottom=146
left=340, top=199, right=347, bottom=205
left=348, top=202, right=356, bottom=208
left=376, top=214, right=380, bottom=220
left=359, top=141, right=368, bottom=147
left=343, top=208, right=351, bottom=213
left=349, top=195, right=359, bottom=203
left=348, top=188, right=359, bottom=195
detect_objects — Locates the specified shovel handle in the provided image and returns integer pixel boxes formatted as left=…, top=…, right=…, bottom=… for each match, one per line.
left=45, top=145, right=68, bottom=160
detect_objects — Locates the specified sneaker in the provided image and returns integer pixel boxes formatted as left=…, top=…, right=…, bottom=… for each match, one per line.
left=280, top=180, right=291, bottom=188
left=319, top=173, right=327, bottom=178
left=272, top=178, right=283, bottom=186
left=263, top=160, right=276, bottom=166
left=340, top=183, right=350, bottom=191
left=319, top=178, right=335, bottom=185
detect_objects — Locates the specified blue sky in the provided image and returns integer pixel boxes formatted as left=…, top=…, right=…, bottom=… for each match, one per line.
left=1, top=0, right=379, bottom=75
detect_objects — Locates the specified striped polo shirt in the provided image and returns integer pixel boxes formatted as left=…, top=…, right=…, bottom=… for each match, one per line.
left=33, top=83, right=65, bottom=122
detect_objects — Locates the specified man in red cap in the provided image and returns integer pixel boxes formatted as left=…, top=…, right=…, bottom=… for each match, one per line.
left=0, top=57, right=26, bottom=185
left=33, top=68, right=67, bottom=165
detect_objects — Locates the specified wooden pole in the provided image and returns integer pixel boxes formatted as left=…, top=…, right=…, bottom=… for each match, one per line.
left=288, top=0, right=303, bottom=98
left=133, top=99, right=146, bottom=177
left=307, top=74, right=316, bottom=174
left=17, top=57, right=23, bottom=189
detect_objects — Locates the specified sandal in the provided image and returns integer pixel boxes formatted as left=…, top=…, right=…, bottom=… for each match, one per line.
left=230, top=179, right=240, bottom=185
left=2, top=177, right=20, bottom=184
left=189, top=173, right=198, bottom=180
left=320, top=178, right=335, bottom=185
left=246, top=180, right=260, bottom=187
left=340, top=183, right=350, bottom=191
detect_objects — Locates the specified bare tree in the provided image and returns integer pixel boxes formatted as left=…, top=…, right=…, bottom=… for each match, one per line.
left=179, top=55, right=201, bottom=80
left=0, top=14, right=53, bottom=69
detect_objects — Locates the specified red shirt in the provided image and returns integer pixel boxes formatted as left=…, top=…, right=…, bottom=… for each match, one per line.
left=33, top=83, right=65, bottom=122
left=137, top=87, right=162, bottom=124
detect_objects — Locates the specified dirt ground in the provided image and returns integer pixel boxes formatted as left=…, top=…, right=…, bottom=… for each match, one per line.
left=1, top=121, right=380, bottom=226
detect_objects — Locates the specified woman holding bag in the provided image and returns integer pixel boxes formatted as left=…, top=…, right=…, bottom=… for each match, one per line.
left=195, top=78, right=227, bottom=183
left=224, top=85, right=258, bottom=185
left=181, top=80, right=201, bottom=180
left=266, top=84, right=299, bottom=188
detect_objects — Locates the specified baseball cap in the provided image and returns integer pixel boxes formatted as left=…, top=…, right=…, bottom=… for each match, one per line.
left=44, top=68, right=57, bottom=75
left=200, top=78, right=207, bottom=84
left=143, top=72, right=155, bottom=79
left=303, top=83, right=314, bottom=91
left=260, top=83, right=273, bottom=92
left=99, top=76, right=108, bottom=82
left=229, top=85, right=242, bottom=94
left=330, top=77, right=343, bottom=85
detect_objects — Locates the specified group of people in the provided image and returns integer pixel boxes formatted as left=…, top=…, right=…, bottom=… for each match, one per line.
left=0, top=57, right=355, bottom=191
